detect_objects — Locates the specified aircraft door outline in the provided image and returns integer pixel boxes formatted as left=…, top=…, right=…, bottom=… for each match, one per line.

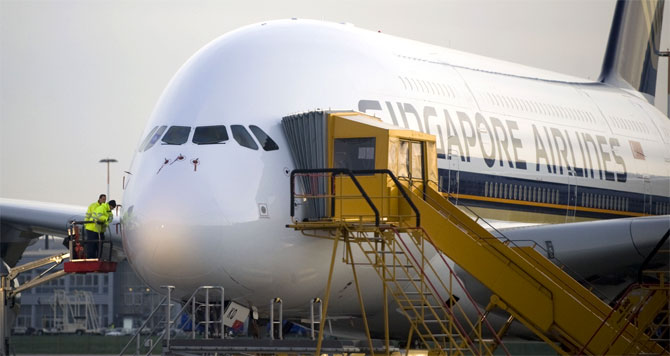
left=643, top=175, right=652, bottom=215
left=566, top=167, right=577, bottom=222
left=446, top=147, right=460, bottom=204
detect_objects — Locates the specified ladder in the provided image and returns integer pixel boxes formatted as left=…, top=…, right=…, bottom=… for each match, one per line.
left=346, top=225, right=508, bottom=355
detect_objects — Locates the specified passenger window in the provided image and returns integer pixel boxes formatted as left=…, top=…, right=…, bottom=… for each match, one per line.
left=140, top=125, right=167, bottom=152
left=193, top=125, right=228, bottom=144
left=333, top=137, right=375, bottom=171
left=249, top=125, right=278, bottom=151
left=231, top=125, right=259, bottom=150
left=161, top=126, right=191, bottom=145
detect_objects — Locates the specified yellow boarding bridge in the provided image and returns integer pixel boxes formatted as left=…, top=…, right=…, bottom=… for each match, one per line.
left=282, top=111, right=669, bottom=356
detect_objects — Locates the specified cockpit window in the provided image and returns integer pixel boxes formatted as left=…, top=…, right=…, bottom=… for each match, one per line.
left=161, top=126, right=191, bottom=145
left=249, top=125, right=279, bottom=151
left=138, top=126, right=159, bottom=152
left=139, top=125, right=167, bottom=152
left=231, top=125, right=258, bottom=150
left=193, top=125, right=229, bottom=144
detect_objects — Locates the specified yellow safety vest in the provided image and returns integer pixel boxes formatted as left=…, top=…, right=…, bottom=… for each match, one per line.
left=84, top=202, right=101, bottom=232
left=90, top=203, right=113, bottom=233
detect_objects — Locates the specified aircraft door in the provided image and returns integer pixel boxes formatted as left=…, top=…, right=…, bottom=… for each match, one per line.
left=643, top=175, right=652, bottom=215
left=565, top=169, right=577, bottom=221
left=446, top=148, right=460, bottom=203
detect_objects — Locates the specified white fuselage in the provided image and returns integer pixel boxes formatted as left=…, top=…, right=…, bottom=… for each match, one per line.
left=121, top=20, right=670, bottom=322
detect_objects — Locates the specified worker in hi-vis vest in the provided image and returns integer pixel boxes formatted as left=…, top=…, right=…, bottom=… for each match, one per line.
left=85, top=199, right=116, bottom=259
left=84, top=194, right=106, bottom=231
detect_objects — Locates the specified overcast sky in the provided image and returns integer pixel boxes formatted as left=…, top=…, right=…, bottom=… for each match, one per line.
left=1, top=0, right=669, bottom=206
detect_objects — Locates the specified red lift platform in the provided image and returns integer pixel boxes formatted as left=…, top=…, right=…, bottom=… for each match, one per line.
left=64, top=260, right=116, bottom=273
left=63, top=221, right=117, bottom=274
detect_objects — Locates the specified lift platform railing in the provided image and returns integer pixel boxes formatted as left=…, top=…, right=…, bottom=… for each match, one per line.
left=66, top=220, right=114, bottom=261
left=63, top=221, right=116, bottom=274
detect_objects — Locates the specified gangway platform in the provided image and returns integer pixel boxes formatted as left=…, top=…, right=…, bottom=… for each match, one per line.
left=283, top=111, right=669, bottom=355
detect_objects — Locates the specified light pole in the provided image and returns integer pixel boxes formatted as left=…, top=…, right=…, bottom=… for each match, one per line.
left=99, top=158, right=118, bottom=199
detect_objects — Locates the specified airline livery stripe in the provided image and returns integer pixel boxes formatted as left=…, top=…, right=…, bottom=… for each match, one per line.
left=450, top=193, right=647, bottom=217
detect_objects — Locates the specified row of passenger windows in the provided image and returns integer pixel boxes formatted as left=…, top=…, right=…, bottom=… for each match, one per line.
left=609, top=115, right=650, bottom=134
left=397, top=76, right=457, bottom=98
left=484, top=181, right=560, bottom=205
left=484, top=180, right=635, bottom=212
left=655, top=202, right=670, bottom=215
left=138, top=124, right=278, bottom=152
left=484, top=92, right=596, bottom=124
left=580, top=192, right=629, bottom=211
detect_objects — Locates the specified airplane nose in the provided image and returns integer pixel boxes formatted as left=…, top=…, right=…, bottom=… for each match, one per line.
left=121, top=146, right=266, bottom=299
left=122, top=184, right=225, bottom=293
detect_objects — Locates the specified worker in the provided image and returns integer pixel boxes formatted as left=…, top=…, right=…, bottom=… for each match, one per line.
left=84, top=194, right=106, bottom=231
left=82, top=194, right=106, bottom=256
left=86, top=200, right=116, bottom=259
left=64, top=194, right=107, bottom=252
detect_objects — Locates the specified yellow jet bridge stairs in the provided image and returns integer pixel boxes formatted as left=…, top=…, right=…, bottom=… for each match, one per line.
left=282, top=111, right=669, bottom=356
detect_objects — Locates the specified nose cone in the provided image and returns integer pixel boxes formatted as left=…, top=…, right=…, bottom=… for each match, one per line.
left=122, top=184, right=225, bottom=294
left=120, top=145, right=266, bottom=299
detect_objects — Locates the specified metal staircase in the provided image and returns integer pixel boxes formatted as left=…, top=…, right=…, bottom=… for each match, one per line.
left=348, top=225, right=507, bottom=355
left=284, top=111, right=670, bottom=356
left=403, top=181, right=667, bottom=355
left=119, top=285, right=224, bottom=356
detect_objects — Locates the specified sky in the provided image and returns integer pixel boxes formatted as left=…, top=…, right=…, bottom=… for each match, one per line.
left=1, top=0, right=669, bottom=206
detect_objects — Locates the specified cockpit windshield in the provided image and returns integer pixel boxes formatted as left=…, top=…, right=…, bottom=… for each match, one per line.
left=231, top=125, right=258, bottom=150
left=249, top=125, right=279, bottom=151
left=193, top=125, right=229, bottom=144
left=161, top=126, right=191, bottom=145
left=138, top=124, right=278, bottom=152
left=139, top=125, right=167, bottom=152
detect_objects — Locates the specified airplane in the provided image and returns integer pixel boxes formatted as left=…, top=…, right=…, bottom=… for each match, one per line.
left=1, top=0, right=669, bottom=343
